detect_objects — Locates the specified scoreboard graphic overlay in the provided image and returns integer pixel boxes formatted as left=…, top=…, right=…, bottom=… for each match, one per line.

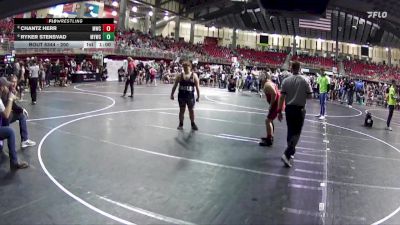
left=14, top=18, right=115, bottom=49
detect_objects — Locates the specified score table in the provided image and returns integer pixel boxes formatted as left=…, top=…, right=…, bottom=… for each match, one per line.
left=14, top=18, right=115, bottom=49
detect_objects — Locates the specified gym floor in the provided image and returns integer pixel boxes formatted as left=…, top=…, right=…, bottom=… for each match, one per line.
left=1, top=81, right=400, bottom=225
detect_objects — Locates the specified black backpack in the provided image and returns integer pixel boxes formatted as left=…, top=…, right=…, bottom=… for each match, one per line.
left=364, top=112, right=373, bottom=127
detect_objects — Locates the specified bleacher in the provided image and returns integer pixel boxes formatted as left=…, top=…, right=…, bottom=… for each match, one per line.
left=292, top=55, right=336, bottom=68
left=237, top=48, right=287, bottom=66
left=343, top=60, right=400, bottom=81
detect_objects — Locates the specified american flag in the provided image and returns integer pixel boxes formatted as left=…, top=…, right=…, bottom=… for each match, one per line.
left=299, top=10, right=332, bottom=31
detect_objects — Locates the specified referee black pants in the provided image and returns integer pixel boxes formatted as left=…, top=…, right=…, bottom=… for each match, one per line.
left=123, top=78, right=134, bottom=96
left=284, top=105, right=306, bottom=158
left=29, top=77, right=38, bottom=102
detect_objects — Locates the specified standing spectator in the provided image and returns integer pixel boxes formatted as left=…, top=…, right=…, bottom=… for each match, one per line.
left=277, top=62, right=313, bottom=168
left=59, top=65, right=68, bottom=87
left=341, top=78, right=349, bottom=104
left=312, top=77, right=319, bottom=99
left=18, top=61, right=26, bottom=89
left=18, top=61, right=25, bottom=87
left=386, top=80, right=397, bottom=131
left=347, top=80, right=355, bottom=108
left=366, top=83, right=374, bottom=106
left=330, top=78, right=336, bottom=101
left=355, top=79, right=364, bottom=105
left=28, top=60, right=39, bottom=105
left=316, top=73, right=329, bottom=120
left=14, top=62, right=20, bottom=80
left=38, top=61, right=45, bottom=90
left=52, top=59, right=61, bottom=86
left=44, top=59, right=51, bottom=87
left=145, top=64, right=151, bottom=85
left=159, top=62, right=165, bottom=81
left=149, top=66, right=157, bottom=86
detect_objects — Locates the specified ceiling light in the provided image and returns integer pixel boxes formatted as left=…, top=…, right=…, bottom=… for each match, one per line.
left=164, top=15, right=169, bottom=21
left=386, top=47, right=389, bottom=51
left=111, top=10, right=117, bottom=16
left=210, top=26, right=216, bottom=31
left=112, top=1, right=119, bottom=7
left=132, top=6, right=137, bottom=12
left=149, top=11, right=153, bottom=16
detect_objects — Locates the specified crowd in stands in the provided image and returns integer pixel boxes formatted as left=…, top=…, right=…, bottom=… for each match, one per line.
left=114, top=30, right=400, bottom=84
left=237, top=49, right=286, bottom=66
left=287, top=54, right=400, bottom=83
left=115, top=30, right=287, bottom=67
left=343, top=59, right=400, bottom=82
left=292, top=54, right=337, bottom=68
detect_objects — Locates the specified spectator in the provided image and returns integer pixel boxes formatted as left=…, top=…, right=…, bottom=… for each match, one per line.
left=386, top=80, right=397, bottom=131
left=316, top=73, right=329, bottom=120
left=118, top=66, right=125, bottom=82
left=2, top=77, right=36, bottom=148
left=347, top=80, right=355, bottom=108
left=28, top=60, right=39, bottom=105
left=52, top=59, right=61, bottom=86
left=0, top=79, right=28, bottom=170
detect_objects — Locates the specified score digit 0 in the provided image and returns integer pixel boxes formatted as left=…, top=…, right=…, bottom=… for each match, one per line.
left=102, top=32, right=115, bottom=41
left=102, top=24, right=115, bottom=32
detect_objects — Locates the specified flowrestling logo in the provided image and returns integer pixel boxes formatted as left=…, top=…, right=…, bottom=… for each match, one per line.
left=367, top=11, right=388, bottom=19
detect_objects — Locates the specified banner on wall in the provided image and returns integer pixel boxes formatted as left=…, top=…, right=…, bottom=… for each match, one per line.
left=63, top=3, right=79, bottom=15
left=103, top=5, right=118, bottom=22
left=105, top=59, right=126, bottom=81
left=84, top=3, right=99, bottom=17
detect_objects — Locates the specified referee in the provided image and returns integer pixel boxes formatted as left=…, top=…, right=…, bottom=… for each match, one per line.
left=277, top=61, right=313, bottom=168
left=122, top=57, right=136, bottom=98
